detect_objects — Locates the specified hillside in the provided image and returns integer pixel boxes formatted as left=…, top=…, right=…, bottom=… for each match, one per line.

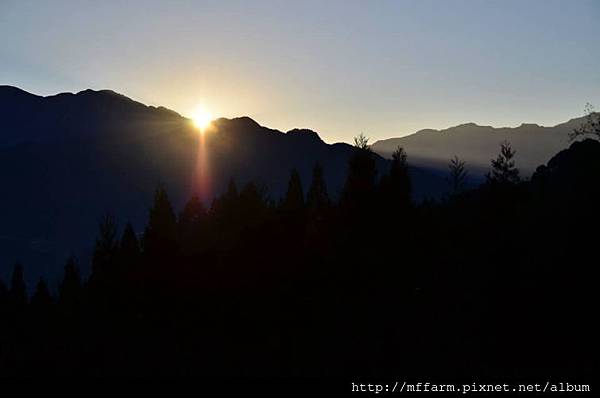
left=0, top=86, right=445, bottom=285
left=371, top=117, right=591, bottom=178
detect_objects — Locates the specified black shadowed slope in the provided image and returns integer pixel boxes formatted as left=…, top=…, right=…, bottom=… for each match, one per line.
left=0, top=128, right=596, bottom=380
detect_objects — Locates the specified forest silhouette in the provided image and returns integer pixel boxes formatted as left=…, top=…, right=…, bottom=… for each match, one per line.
left=0, top=131, right=597, bottom=380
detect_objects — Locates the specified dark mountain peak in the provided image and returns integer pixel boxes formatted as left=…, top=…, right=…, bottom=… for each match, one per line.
left=214, top=116, right=262, bottom=130
left=52, top=88, right=183, bottom=120
left=0, top=85, right=39, bottom=98
left=71, top=88, right=144, bottom=108
left=76, top=88, right=122, bottom=98
left=211, top=117, right=286, bottom=141
left=0, top=86, right=187, bottom=148
left=286, top=128, right=323, bottom=143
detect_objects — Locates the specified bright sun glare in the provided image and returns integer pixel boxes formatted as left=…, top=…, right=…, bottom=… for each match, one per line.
left=192, top=106, right=213, bottom=130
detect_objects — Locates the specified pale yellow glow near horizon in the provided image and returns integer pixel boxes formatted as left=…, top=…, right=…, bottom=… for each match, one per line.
left=192, top=106, right=213, bottom=131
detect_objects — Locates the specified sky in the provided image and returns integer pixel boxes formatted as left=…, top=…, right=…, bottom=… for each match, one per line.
left=1, top=0, right=599, bottom=143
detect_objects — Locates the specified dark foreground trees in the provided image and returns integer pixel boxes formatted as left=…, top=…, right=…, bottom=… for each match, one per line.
left=0, top=139, right=597, bottom=380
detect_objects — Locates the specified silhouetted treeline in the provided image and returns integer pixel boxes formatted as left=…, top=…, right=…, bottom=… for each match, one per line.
left=0, top=138, right=598, bottom=380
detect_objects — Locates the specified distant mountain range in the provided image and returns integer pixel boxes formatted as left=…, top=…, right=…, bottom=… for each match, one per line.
left=371, top=116, right=591, bottom=179
left=0, top=85, right=591, bottom=286
left=0, top=85, right=446, bottom=286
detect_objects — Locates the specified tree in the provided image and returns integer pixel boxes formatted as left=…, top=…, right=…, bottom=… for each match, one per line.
left=342, top=134, right=377, bottom=210
left=0, top=280, right=7, bottom=324
left=354, top=133, right=370, bottom=150
left=0, top=280, right=7, bottom=309
left=486, top=141, right=520, bottom=185
left=58, top=257, right=82, bottom=311
left=224, top=179, right=239, bottom=204
left=380, top=146, right=412, bottom=209
left=31, top=278, right=53, bottom=310
left=143, top=185, right=177, bottom=260
left=118, top=222, right=141, bottom=273
left=306, top=163, right=330, bottom=211
left=9, top=263, right=27, bottom=310
left=238, top=182, right=268, bottom=225
left=570, top=103, right=600, bottom=141
left=91, top=214, right=118, bottom=280
left=448, top=156, right=468, bottom=194
left=180, top=195, right=207, bottom=226
left=178, top=195, right=207, bottom=255
left=282, top=168, right=305, bottom=214
left=213, top=179, right=239, bottom=211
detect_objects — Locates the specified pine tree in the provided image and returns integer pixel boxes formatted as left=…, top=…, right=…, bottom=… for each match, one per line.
left=180, top=195, right=207, bottom=225
left=91, top=214, right=119, bottom=280
left=0, top=279, right=8, bottom=314
left=178, top=195, right=207, bottom=255
left=58, top=256, right=82, bottom=311
left=380, top=146, right=411, bottom=209
left=211, top=178, right=240, bottom=240
left=119, top=222, right=141, bottom=273
left=31, top=278, right=53, bottom=310
left=448, top=156, right=468, bottom=194
left=282, top=169, right=305, bottom=214
left=9, top=263, right=27, bottom=310
left=239, top=182, right=268, bottom=225
left=306, top=163, right=330, bottom=211
left=487, top=141, right=520, bottom=185
left=342, top=134, right=377, bottom=210
left=224, top=178, right=239, bottom=203
left=143, top=185, right=177, bottom=260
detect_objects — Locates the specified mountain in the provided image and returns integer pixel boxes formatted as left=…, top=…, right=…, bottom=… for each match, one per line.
left=0, top=86, right=447, bottom=287
left=371, top=117, right=591, bottom=179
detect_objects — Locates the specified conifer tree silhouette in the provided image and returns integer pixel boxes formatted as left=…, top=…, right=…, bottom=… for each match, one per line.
left=180, top=195, right=207, bottom=226
left=238, top=182, right=268, bottom=226
left=306, top=163, right=330, bottom=212
left=282, top=168, right=305, bottom=214
left=91, top=214, right=119, bottom=281
left=448, top=155, right=468, bottom=194
left=143, top=185, right=177, bottom=262
left=487, top=141, right=520, bottom=185
left=58, top=256, right=82, bottom=312
left=9, top=263, right=27, bottom=310
left=342, top=134, right=377, bottom=212
left=215, top=179, right=239, bottom=216
left=0, top=279, right=8, bottom=317
left=380, top=146, right=412, bottom=211
left=31, top=278, right=53, bottom=310
left=118, top=222, right=141, bottom=273
left=224, top=178, right=239, bottom=205
left=178, top=195, right=207, bottom=255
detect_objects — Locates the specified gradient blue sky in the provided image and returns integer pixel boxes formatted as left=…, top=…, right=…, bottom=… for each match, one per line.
left=1, top=0, right=599, bottom=143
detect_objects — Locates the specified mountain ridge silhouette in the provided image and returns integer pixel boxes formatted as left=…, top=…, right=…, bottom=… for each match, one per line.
left=0, top=85, right=591, bottom=287
left=372, top=114, right=592, bottom=177
left=0, top=85, right=447, bottom=287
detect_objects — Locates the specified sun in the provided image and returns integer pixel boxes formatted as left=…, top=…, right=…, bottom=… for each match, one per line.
left=191, top=106, right=213, bottom=130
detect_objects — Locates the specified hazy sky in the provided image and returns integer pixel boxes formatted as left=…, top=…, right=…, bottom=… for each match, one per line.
left=1, top=0, right=599, bottom=143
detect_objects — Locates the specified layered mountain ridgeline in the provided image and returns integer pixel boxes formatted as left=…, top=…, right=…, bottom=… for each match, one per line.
left=371, top=117, right=593, bottom=178
left=0, top=86, right=447, bottom=286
